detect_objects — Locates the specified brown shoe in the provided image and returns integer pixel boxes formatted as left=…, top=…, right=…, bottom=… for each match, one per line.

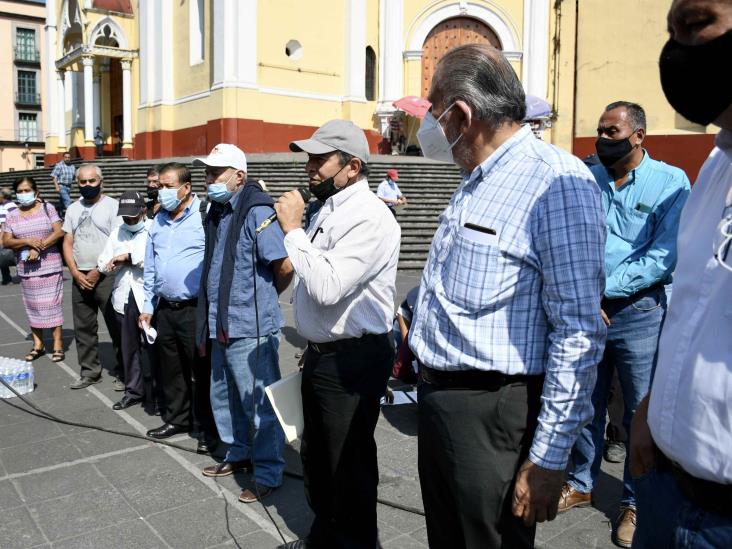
left=201, top=460, right=252, bottom=477
left=238, top=483, right=277, bottom=503
left=612, top=507, right=636, bottom=548
left=557, top=483, right=592, bottom=513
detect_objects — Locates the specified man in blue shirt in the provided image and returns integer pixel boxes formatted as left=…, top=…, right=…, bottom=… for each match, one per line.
left=192, top=144, right=293, bottom=503
left=559, top=101, right=691, bottom=548
left=51, top=152, right=75, bottom=218
left=139, top=162, right=218, bottom=453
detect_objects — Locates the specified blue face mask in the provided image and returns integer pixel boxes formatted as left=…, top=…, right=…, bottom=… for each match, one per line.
left=158, top=187, right=183, bottom=211
left=16, top=192, right=36, bottom=207
left=124, top=220, right=145, bottom=233
left=207, top=174, right=236, bottom=204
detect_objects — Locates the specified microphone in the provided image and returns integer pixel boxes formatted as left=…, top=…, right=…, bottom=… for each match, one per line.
left=256, top=187, right=311, bottom=234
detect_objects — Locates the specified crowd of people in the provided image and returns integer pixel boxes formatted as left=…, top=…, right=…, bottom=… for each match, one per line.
left=0, top=1, right=730, bottom=548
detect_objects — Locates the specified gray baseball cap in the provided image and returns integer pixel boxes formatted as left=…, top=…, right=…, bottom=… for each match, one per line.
left=290, top=119, right=370, bottom=163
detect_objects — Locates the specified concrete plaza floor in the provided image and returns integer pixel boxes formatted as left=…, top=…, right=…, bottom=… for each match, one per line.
left=0, top=270, right=625, bottom=548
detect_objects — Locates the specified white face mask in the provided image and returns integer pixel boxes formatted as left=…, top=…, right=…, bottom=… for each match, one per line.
left=417, top=103, right=463, bottom=164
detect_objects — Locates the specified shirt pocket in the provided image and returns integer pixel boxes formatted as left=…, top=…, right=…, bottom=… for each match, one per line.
left=615, top=205, right=653, bottom=245
left=441, top=232, right=501, bottom=311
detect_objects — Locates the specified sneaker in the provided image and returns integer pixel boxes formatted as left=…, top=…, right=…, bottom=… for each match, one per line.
left=604, top=440, right=627, bottom=463
left=70, top=376, right=102, bottom=390
left=557, top=482, right=592, bottom=513
left=612, top=507, right=636, bottom=548
left=112, top=377, right=125, bottom=392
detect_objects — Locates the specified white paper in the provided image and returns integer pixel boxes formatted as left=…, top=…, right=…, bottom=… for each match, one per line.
left=459, top=225, right=499, bottom=246
left=381, top=390, right=419, bottom=406
left=141, top=322, right=157, bottom=344
left=265, top=371, right=303, bottom=443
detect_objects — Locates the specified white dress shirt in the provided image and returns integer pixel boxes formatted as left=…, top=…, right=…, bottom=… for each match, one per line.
left=284, top=179, right=401, bottom=343
left=648, top=129, right=732, bottom=483
left=97, top=220, right=151, bottom=315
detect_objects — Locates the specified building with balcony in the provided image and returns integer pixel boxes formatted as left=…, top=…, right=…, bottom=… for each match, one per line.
left=42, top=1, right=718, bottom=180
left=0, top=0, right=47, bottom=172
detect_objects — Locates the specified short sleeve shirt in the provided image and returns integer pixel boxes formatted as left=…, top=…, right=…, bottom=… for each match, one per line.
left=3, top=203, right=63, bottom=277
left=51, top=162, right=75, bottom=187
left=62, top=195, right=120, bottom=270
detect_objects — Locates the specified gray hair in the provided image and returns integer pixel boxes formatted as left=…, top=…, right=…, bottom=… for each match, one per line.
left=429, top=44, right=526, bottom=126
left=605, top=101, right=647, bottom=131
left=76, top=163, right=103, bottom=180
left=0, top=187, right=12, bottom=199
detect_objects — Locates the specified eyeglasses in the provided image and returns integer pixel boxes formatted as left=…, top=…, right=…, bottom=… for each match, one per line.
left=714, top=216, right=732, bottom=272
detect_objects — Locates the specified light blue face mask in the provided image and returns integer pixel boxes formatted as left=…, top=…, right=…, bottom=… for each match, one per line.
left=124, top=220, right=145, bottom=233
left=16, top=192, right=36, bottom=207
left=207, top=173, right=236, bottom=204
left=158, top=187, right=183, bottom=211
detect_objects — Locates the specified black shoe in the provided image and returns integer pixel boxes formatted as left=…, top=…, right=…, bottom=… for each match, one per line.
left=146, top=423, right=189, bottom=439
left=196, top=437, right=219, bottom=455
left=112, top=395, right=142, bottom=410
left=279, top=539, right=310, bottom=548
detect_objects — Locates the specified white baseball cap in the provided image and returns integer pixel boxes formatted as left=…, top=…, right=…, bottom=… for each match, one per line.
left=193, top=143, right=247, bottom=172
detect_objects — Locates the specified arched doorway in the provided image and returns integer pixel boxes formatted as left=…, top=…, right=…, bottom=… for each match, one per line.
left=421, top=17, right=501, bottom=97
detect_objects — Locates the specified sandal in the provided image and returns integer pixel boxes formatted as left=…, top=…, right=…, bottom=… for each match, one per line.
left=51, top=349, right=65, bottom=362
left=25, top=348, right=46, bottom=361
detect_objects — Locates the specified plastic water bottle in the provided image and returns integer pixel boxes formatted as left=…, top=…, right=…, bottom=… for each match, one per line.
left=0, top=357, right=34, bottom=397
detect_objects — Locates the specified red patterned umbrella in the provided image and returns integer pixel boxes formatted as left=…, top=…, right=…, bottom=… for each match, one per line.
left=392, top=96, right=432, bottom=119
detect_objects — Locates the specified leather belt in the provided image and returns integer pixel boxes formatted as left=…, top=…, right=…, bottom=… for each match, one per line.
left=307, top=333, right=388, bottom=355
left=420, top=365, right=543, bottom=391
left=159, top=297, right=197, bottom=310
left=658, top=450, right=732, bottom=517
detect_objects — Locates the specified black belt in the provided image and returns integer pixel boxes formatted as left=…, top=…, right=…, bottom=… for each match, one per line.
left=658, top=451, right=732, bottom=518
left=307, top=333, right=388, bottom=355
left=159, top=297, right=197, bottom=310
left=420, top=365, right=543, bottom=391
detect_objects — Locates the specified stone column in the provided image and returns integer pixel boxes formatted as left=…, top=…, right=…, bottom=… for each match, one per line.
left=93, top=70, right=101, bottom=131
left=121, top=58, right=133, bottom=146
left=375, top=0, right=404, bottom=134
left=56, top=70, right=66, bottom=149
left=82, top=56, right=95, bottom=144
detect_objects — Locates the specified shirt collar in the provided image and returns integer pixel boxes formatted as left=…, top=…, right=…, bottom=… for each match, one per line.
left=327, top=178, right=370, bottom=208
left=161, top=194, right=200, bottom=224
left=716, top=129, right=732, bottom=155
left=466, top=125, right=533, bottom=186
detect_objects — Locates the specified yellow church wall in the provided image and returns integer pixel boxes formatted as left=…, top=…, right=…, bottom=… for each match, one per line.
left=171, top=1, right=212, bottom=100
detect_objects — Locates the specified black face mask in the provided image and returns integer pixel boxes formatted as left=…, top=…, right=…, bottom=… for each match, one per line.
left=659, top=30, right=732, bottom=126
left=146, top=187, right=158, bottom=201
left=309, top=164, right=347, bottom=203
left=595, top=137, right=634, bottom=168
left=79, top=185, right=101, bottom=200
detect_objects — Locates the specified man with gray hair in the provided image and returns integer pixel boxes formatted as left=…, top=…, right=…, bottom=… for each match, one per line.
left=62, top=164, right=123, bottom=389
left=408, top=44, right=607, bottom=547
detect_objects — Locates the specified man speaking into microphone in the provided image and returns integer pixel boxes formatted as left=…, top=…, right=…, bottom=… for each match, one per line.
left=275, top=120, right=400, bottom=549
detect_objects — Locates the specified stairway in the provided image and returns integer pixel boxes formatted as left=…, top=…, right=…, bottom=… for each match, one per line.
left=0, top=155, right=462, bottom=271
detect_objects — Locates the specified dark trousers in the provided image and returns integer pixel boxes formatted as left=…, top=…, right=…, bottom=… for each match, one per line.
left=71, top=273, right=121, bottom=380
left=115, top=290, right=143, bottom=399
left=1, top=265, right=11, bottom=283
left=155, top=299, right=216, bottom=437
left=301, top=333, right=393, bottom=549
left=418, top=373, right=544, bottom=549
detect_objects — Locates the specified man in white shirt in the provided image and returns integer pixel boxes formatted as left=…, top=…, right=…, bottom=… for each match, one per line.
left=630, top=1, right=732, bottom=547
left=275, top=119, right=401, bottom=548
left=376, top=169, right=407, bottom=216
left=98, top=191, right=150, bottom=410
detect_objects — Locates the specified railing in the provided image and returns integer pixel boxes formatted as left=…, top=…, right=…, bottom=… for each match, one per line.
left=14, top=47, right=41, bottom=64
left=14, top=92, right=41, bottom=106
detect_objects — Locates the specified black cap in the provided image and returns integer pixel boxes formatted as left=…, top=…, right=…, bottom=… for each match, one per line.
left=117, top=190, right=145, bottom=217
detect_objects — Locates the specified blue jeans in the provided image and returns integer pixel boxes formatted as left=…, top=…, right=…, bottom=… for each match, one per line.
left=567, top=285, right=666, bottom=508
left=633, top=467, right=732, bottom=548
left=210, top=333, right=285, bottom=488
left=58, top=185, right=72, bottom=214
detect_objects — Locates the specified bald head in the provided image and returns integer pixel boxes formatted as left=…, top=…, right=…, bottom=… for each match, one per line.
left=429, top=43, right=526, bottom=128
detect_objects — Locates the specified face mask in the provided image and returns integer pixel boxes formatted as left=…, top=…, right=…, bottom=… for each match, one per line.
left=207, top=174, right=236, bottom=204
left=124, top=220, right=145, bottom=233
left=158, top=187, right=183, bottom=211
left=659, top=31, right=732, bottom=126
left=79, top=185, right=101, bottom=200
left=16, top=192, right=36, bottom=207
left=146, top=187, right=158, bottom=201
left=310, top=164, right=347, bottom=203
left=595, top=137, right=635, bottom=168
left=417, top=103, right=463, bottom=164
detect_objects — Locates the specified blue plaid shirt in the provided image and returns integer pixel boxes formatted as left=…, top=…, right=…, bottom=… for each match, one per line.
left=409, top=126, right=607, bottom=470
left=51, top=161, right=75, bottom=187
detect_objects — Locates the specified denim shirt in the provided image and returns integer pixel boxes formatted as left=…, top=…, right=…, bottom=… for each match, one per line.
left=207, top=191, right=288, bottom=339
left=592, top=151, right=691, bottom=298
